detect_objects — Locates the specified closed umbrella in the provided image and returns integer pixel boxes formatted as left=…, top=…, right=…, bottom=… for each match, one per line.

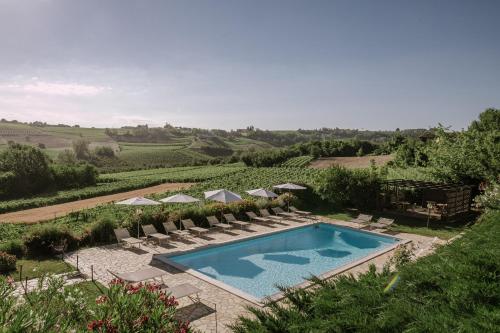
left=246, top=188, right=278, bottom=199
left=160, top=193, right=200, bottom=229
left=115, top=197, right=161, bottom=237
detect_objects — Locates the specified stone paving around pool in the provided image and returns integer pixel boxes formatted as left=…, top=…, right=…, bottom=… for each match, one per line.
left=64, top=217, right=444, bottom=333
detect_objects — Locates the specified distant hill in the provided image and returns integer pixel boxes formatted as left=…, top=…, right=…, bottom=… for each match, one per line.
left=0, top=119, right=428, bottom=171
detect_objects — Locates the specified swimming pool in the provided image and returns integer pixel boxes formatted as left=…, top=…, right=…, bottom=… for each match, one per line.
left=162, top=223, right=400, bottom=302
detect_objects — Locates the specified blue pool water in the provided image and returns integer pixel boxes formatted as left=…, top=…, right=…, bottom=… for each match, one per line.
left=168, top=223, right=398, bottom=300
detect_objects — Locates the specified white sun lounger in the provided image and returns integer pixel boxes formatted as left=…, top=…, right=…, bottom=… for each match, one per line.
left=108, top=268, right=201, bottom=303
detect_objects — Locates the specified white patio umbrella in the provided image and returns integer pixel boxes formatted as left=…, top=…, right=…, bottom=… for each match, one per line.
left=159, top=193, right=200, bottom=229
left=205, top=189, right=242, bottom=224
left=160, top=193, right=200, bottom=204
left=273, top=183, right=307, bottom=190
left=273, top=183, right=307, bottom=211
left=246, top=188, right=278, bottom=199
left=115, top=197, right=161, bottom=236
left=204, top=189, right=243, bottom=203
left=116, top=197, right=162, bottom=206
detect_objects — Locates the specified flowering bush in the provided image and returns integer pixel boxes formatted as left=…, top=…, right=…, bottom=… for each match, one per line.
left=0, top=275, right=190, bottom=332
left=0, top=251, right=16, bottom=273
left=88, top=278, right=191, bottom=332
left=0, top=275, right=92, bottom=332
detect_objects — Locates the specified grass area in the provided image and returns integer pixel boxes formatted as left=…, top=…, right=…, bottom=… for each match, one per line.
left=5, top=258, right=75, bottom=281
left=65, top=281, right=107, bottom=304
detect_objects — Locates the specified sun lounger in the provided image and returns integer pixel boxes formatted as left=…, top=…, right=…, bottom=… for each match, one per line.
left=108, top=268, right=201, bottom=303
left=289, top=206, right=312, bottom=215
left=259, top=209, right=285, bottom=222
left=181, top=219, right=209, bottom=236
left=162, top=283, right=201, bottom=304
left=272, top=206, right=297, bottom=217
left=142, top=224, right=170, bottom=245
left=350, top=214, right=373, bottom=225
left=223, top=213, right=251, bottom=229
left=206, top=216, right=232, bottom=232
left=114, top=228, right=143, bottom=248
left=367, top=217, right=395, bottom=229
left=162, top=221, right=191, bottom=239
left=108, top=267, right=167, bottom=283
left=246, top=211, right=273, bottom=223
left=271, top=207, right=306, bottom=221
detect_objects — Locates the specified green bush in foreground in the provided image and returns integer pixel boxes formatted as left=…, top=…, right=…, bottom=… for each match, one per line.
left=0, top=275, right=191, bottom=332
left=232, top=210, right=500, bottom=332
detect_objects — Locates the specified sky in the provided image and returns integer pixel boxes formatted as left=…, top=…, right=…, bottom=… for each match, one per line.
left=0, top=0, right=499, bottom=130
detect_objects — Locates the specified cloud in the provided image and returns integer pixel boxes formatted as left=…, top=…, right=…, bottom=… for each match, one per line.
left=0, top=80, right=110, bottom=96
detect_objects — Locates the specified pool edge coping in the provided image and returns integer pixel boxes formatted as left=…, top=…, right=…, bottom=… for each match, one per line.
left=155, top=220, right=409, bottom=307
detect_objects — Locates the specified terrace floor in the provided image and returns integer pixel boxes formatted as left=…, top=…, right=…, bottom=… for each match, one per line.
left=64, top=217, right=444, bottom=333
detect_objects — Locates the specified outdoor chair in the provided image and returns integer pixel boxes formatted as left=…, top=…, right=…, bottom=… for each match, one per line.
left=223, top=213, right=251, bottom=229
left=113, top=228, right=143, bottom=248
left=272, top=207, right=305, bottom=221
left=349, top=214, right=373, bottom=225
left=162, top=221, right=191, bottom=239
left=289, top=206, right=312, bottom=215
left=142, top=224, right=170, bottom=246
left=206, top=215, right=232, bottom=232
left=181, top=219, right=210, bottom=237
left=367, top=217, right=395, bottom=229
left=259, top=209, right=286, bottom=222
left=246, top=211, right=273, bottom=223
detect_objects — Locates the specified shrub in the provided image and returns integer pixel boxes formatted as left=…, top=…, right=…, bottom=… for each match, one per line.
left=0, top=239, right=26, bottom=258
left=0, top=252, right=16, bottom=273
left=0, top=143, right=54, bottom=198
left=88, top=217, right=117, bottom=244
left=51, top=163, right=98, bottom=189
left=316, top=165, right=381, bottom=209
left=88, top=279, right=191, bottom=332
left=23, top=225, right=79, bottom=256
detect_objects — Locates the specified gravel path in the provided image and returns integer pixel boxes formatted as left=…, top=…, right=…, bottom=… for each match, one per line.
left=0, top=182, right=194, bottom=224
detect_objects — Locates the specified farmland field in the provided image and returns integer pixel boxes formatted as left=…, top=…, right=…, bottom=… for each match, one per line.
left=0, top=165, right=246, bottom=214
left=282, top=155, right=314, bottom=167
left=309, top=155, right=393, bottom=169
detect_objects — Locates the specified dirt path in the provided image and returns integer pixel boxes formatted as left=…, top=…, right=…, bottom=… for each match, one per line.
left=0, top=183, right=194, bottom=224
left=309, top=155, right=394, bottom=169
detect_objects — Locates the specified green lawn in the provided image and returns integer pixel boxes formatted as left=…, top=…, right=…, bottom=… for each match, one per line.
left=65, top=281, right=107, bottom=304
left=5, top=258, right=75, bottom=281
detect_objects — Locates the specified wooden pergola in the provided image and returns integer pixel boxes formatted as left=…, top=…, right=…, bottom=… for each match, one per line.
left=381, top=179, right=473, bottom=220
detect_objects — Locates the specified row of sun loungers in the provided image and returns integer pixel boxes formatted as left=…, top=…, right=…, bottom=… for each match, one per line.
left=114, top=207, right=314, bottom=247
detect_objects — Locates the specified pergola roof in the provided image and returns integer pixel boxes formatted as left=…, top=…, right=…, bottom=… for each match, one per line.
left=383, top=179, right=473, bottom=191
